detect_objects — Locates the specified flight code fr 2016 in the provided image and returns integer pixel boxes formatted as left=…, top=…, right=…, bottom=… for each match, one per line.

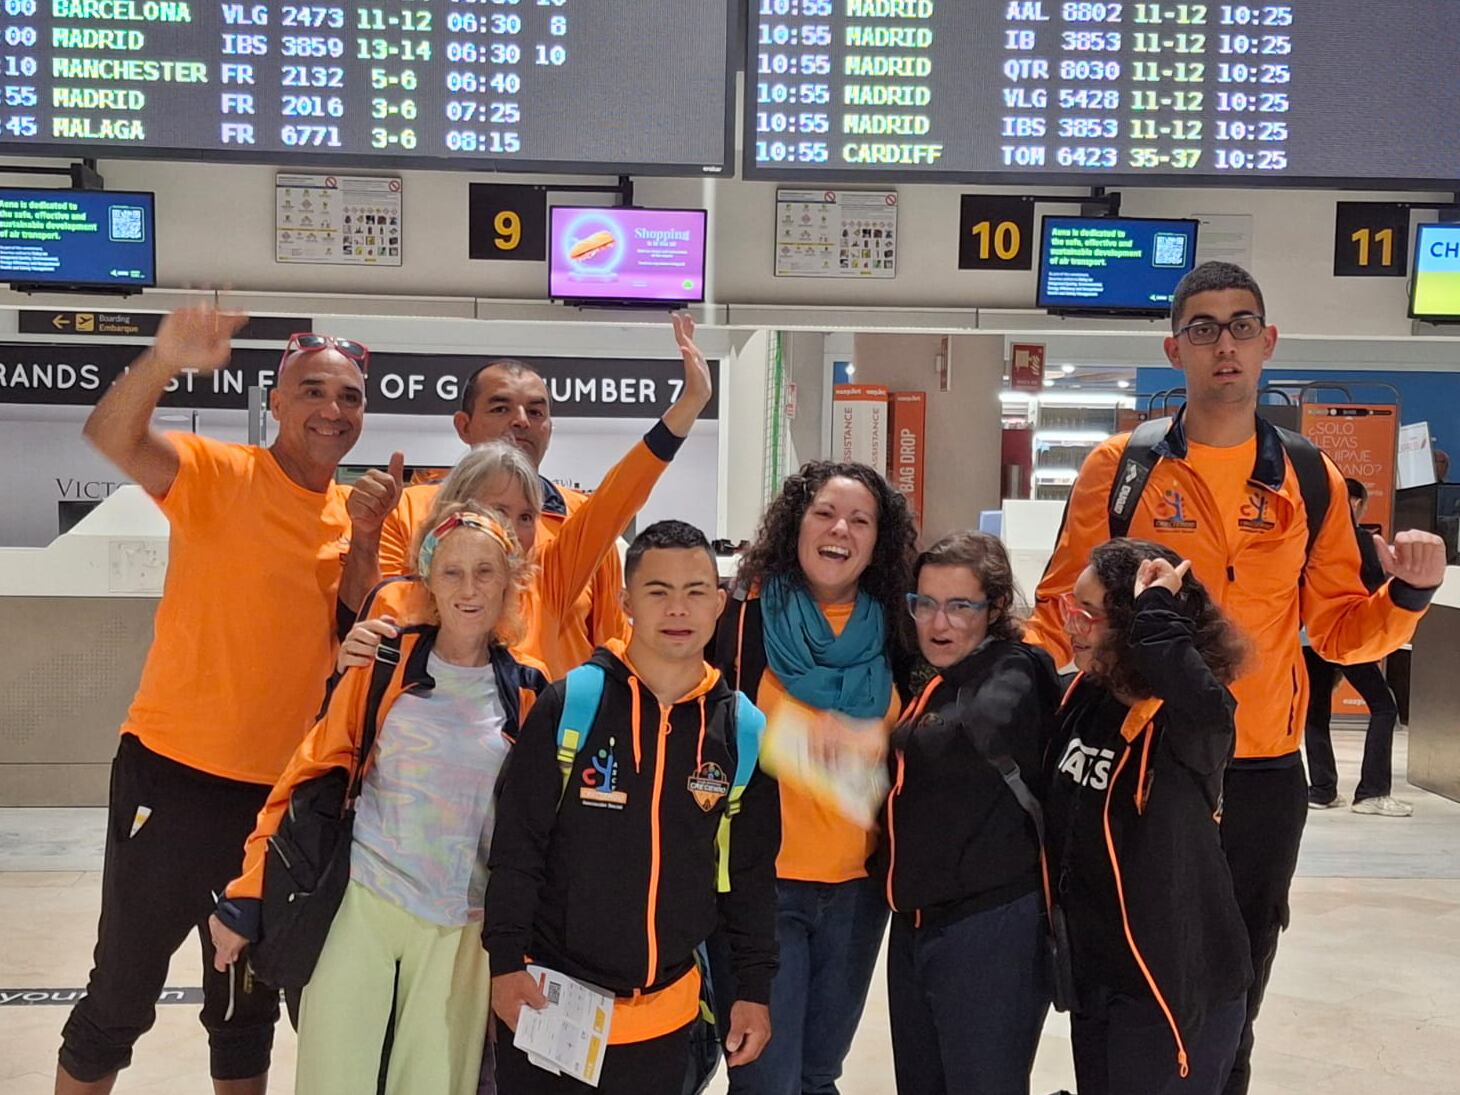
left=0, top=0, right=657, bottom=161
left=751, top=1, right=1304, bottom=176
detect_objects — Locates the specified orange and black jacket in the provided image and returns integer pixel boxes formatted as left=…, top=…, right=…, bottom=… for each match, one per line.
left=870, top=639, right=1060, bottom=926
left=216, top=596, right=548, bottom=941
left=1045, top=587, right=1252, bottom=1077
left=1027, top=410, right=1434, bottom=761
left=484, top=643, right=781, bottom=1005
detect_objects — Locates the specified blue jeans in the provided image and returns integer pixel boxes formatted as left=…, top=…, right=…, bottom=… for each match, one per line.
left=887, top=890, right=1051, bottom=1095
left=708, top=877, right=888, bottom=1095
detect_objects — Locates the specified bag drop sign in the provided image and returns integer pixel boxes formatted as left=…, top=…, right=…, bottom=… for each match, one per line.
left=0, top=344, right=719, bottom=420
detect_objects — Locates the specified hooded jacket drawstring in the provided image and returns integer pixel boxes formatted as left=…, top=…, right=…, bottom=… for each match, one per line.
left=630, top=676, right=643, bottom=774
left=695, top=695, right=707, bottom=769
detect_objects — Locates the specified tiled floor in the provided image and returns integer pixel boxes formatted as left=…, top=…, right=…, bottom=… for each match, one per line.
left=3, top=730, right=1458, bottom=1094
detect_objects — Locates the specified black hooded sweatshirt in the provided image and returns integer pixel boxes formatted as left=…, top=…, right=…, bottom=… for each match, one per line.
left=484, top=644, right=781, bottom=1007
left=1045, top=587, right=1253, bottom=1077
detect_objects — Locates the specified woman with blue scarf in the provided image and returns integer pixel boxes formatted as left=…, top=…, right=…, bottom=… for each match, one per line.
left=708, top=461, right=917, bottom=1095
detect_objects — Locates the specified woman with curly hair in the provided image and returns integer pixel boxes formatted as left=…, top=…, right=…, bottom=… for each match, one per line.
left=708, top=461, right=916, bottom=1095
left=871, top=530, right=1060, bottom=1095
left=208, top=501, right=548, bottom=1095
left=1047, top=538, right=1252, bottom=1095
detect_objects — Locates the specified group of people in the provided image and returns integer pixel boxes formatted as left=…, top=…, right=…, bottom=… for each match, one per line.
left=53, top=261, right=1446, bottom=1095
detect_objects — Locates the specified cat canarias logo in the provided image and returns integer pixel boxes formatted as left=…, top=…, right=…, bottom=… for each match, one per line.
left=579, top=736, right=628, bottom=809
left=1237, top=491, right=1278, bottom=532
left=687, top=762, right=731, bottom=812
left=1153, top=488, right=1199, bottom=532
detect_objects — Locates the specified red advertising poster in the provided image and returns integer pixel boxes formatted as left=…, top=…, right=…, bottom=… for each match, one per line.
left=1010, top=343, right=1046, bottom=392
left=888, top=391, right=927, bottom=523
left=1299, top=404, right=1399, bottom=538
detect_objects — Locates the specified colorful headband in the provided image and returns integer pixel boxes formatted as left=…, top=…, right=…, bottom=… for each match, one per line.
left=417, top=511, right=516, bottom=579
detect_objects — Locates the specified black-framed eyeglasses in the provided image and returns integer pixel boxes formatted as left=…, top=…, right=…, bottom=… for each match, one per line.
left=282, top=332, right=371, bottom=374
left=1175, top=315, right=1266, bottom=347
left=906, top=592, right=989, bottom=627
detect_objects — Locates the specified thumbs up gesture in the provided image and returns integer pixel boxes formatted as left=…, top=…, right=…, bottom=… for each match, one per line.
left=347, top=450, right=405, bottom=538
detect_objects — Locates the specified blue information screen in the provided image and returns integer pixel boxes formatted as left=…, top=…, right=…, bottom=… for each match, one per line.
left=0, top=188, right=156, bottom=289
left=1037, top=216, right=1198, bottom=314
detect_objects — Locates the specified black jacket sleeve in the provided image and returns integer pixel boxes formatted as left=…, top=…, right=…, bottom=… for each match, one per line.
left=483, top=684, right=566, bottom=975
left=715, top=761, right=781, bottom=1005
left=952, top=645, right=1061, bottom=783
left=1124, top=587, right=1237, bottom=777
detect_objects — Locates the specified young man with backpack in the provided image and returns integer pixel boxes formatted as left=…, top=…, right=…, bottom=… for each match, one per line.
left=1025, top=261, right=1447, bottom=1095
left=484, top=520, right=779, bottom=1094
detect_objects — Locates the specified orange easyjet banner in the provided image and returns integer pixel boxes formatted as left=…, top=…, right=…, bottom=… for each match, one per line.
left=1299, top=404, right=1399, bottom=538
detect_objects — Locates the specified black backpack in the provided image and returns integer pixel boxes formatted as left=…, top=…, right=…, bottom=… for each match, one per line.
left=1107, top=416, right=1331, bottom=567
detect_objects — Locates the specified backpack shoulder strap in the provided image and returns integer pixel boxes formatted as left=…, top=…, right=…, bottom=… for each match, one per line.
left=1274, top=426, right=1332, bottom=562
left=556, top=664, right=607, bottom=800
left=349, top=632, right=403, bottom=800
left=1108, top=416, right=1174, bottom=539
left=726, top=692, right=767, bottom=816
left=716, top=691, right=767, bottom=894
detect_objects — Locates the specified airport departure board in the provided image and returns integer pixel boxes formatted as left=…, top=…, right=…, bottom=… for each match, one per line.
left=748, top=1, right=1460, bottom=186
left=0, top=0, right=734, bottom=174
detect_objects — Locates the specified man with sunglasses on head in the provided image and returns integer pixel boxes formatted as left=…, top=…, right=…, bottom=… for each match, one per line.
left=57, top=311, right=376, bottom=1095
left=1025, top=261, right=1446, bottom=1095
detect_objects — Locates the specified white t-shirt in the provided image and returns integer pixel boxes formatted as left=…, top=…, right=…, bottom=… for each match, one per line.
left=351, top=651, right=510, bottom=926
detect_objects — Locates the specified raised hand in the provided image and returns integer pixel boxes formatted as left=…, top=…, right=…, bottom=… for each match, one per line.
left=347, top=451, right=405, bottom=539
left=1134, top=557, right=1191, bottom=598
left=1374, top=529, right=1447, bottom=590
left=152, top=306, right=248, bottom=375
left=662, top=312, right=713, bottom=437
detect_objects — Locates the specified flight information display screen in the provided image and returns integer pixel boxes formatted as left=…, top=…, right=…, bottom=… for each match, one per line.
left=0, top=0, right=734, bottom=174
left=748, top=1, right=1460, bottom=186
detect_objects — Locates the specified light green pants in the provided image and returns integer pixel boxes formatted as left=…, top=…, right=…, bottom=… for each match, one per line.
left=296, top=881, right=490, bottom=1095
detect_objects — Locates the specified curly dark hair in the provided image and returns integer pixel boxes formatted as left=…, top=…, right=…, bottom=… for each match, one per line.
left=739, top=461, right=918, bottom=667
left=1087, top=538, right=1249, bottom=699
left=914, top=530, right=1024, bottom=643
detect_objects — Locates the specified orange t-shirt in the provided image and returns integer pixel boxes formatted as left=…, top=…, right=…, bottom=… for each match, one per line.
left=1185, top=436, right=1259, bottom=550
left=121, top=433, right=351, bottom=784
left=759, top=602, right=901, bottom=883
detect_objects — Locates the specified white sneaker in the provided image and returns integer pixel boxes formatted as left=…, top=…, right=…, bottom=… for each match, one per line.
left=1308, top=794, right=1348, bottom=810
left=1351, top=795, right=1413, bottom=817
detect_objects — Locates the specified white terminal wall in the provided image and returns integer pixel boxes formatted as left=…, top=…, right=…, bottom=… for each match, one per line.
left=2, top=159, right=1458, bottom=550
left=1, top=159, right=1451, bottom=334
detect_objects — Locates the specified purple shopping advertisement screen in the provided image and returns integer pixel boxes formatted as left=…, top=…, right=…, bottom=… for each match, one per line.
left=549, top=207, right=707, bottom=304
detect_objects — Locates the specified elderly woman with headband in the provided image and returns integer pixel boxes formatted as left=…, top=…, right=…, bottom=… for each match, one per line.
left=208, top=502, right=548, bottom=1095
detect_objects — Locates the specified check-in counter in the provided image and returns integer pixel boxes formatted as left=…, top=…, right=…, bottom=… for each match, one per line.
left=1407, top=567, right=1460, bottom=803
left=0, top=487, right=165, bottom=806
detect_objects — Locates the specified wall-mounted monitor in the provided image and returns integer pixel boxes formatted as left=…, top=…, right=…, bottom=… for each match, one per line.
left=549, top=207, right=707, bottom=306
left=1410, top=223, right=1460, bottom=321
left=0, top=188, right=156, bottom=292
left=1037, top=216, right=1198, bottom=317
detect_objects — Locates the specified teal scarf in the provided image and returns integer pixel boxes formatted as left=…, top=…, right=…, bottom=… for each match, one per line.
left=760, top=576, right=893, bottom=720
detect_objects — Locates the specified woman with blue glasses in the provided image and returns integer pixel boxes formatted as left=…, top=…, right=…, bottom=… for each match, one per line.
left=870, top=530, right=1060, bottom=1095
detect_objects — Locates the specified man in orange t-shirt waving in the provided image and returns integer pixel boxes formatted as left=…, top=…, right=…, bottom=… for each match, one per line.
left=57, top=310, right=383, bottom=1095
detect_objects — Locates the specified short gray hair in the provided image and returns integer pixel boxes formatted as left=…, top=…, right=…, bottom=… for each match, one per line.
left=434, top=440, right=543, bottom=515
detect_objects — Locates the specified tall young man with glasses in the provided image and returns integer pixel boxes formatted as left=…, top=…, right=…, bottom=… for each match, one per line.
left=1026, top=262, right=1446, bottom=1095
left=58, top=311, right=383, bottom=1095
